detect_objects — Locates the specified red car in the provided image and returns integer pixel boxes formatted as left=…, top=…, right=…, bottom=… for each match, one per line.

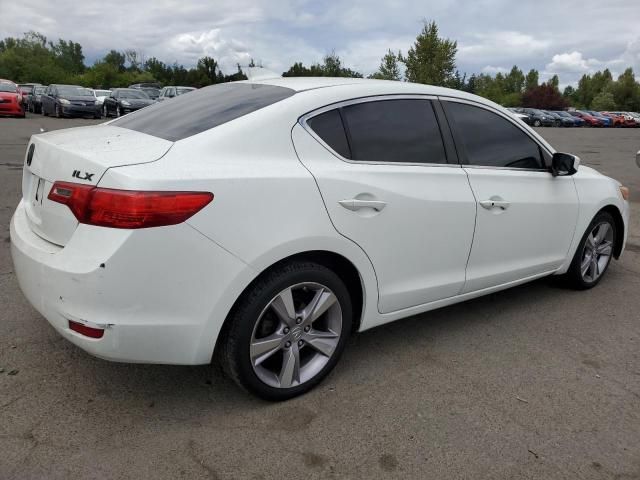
left=600, top=112, right=625, bottom=127
left=569, top=111, right=603, bottom=127
left=602, top=112, right=637, bottom=128
left=0, top=81, right=25, bottom=118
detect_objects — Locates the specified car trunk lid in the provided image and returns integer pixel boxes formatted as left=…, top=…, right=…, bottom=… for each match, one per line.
left=22, top=124, right=173, bottom=246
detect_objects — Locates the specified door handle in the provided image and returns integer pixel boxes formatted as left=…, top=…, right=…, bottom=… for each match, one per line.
left=339, top=199, right=387, bottom=212
left=479, top=199, right=510, bottom=210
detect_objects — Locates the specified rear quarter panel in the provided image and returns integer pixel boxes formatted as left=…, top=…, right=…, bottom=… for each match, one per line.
left=98, top=106, right=380, bottom=358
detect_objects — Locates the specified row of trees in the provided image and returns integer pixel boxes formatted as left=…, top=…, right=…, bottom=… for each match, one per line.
left=2, top=24, right=640, bottom=111
left=0, top=31, right=248, bottom=89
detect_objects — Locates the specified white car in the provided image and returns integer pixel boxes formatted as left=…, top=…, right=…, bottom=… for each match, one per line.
left=10, top=78, right=630, bottom=400
left=91, top=89, right=112, bottom=105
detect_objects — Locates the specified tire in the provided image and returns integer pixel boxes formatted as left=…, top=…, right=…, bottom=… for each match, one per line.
left=565, top=211, right=617, bottom=290
left=533, top=119, right=542, bottom=127
left=116, top=106, right=122, bottom=117
left=103, top=104, right=109, bottom=118
left=219, top=261, right=353, bottom=401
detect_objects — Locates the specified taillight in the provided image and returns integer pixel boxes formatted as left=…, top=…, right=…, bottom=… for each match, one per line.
left=48, top=181, right=213, bottom=229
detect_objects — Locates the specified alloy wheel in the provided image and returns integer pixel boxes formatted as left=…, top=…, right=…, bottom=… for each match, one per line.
left=580, top=222, right=614, bottom=283
left=250, top=282, right=342, bottom=389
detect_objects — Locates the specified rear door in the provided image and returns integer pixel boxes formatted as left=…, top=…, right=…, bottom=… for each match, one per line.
left=441, top=99, right=579, bottom=292
left=293, top=97, right=477, bottom=314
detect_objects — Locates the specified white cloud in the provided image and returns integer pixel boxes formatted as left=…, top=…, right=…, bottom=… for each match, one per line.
left=545, top=51, right=601, bottom=74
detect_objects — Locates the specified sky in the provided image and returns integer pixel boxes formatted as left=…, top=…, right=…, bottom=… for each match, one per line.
left=3, top=0, right=640, bottom=87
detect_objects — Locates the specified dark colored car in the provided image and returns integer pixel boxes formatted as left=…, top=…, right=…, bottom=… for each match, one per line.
left=516, top=108, right=554, bottom=127
left=41, top=84, right=101, bottom=118
left=542, top=110, right=574, bottom=127
left=103, top=88, right=155, bottom=117
left=129, top=84, right=161, bottom=100
left=569, top=111, right=603, bottom=127
left=553, top=110, right=584, bottom=127
left=0, top=81, right=25, bottom=118
left=27, top=85, right=47, bottom=113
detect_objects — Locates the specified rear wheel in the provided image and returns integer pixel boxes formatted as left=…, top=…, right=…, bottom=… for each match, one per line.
left=565, top=212, right=616, bottom=289
left=220, top=261, right=352, bottom=401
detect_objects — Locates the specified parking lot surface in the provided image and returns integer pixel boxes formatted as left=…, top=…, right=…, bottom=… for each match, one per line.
left=1, top=116, right=639, bottom=479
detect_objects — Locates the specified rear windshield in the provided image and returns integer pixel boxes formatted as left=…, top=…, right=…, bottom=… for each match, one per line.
left=112, top=83, right=295, bottom=141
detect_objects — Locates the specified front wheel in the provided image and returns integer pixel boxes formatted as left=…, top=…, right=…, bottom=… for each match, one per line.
left=533, top=119, right=542, bottom=127
left=219, top=261, right=352, bottom=401
left=565, top=212, right=616, bottom=289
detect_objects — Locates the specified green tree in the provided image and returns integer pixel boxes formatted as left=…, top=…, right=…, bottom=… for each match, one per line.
left=404, top=20, right=457, bottom=86
left=103, top=50, right=126, bottom=72
left=611, top=68, right=640, bottom=111
left=525, top=69, right=539, bottom=91
left=369, top=49, right=403, bottom=81
left=196, top=56, right=220, bottom=84
left=591, top=91, right=617, bottom=111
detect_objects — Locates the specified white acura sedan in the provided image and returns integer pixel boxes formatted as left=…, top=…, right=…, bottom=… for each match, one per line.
left=11, top=77, right=630, bottom=400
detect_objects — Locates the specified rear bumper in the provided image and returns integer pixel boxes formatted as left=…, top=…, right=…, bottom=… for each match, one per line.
left=10, top=200, right=248, bottom=365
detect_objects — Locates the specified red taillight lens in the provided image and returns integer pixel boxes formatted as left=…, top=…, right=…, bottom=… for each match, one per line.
left=69, top=320, right=104, bottom=339
left=48, top=181, right=213, bottom=229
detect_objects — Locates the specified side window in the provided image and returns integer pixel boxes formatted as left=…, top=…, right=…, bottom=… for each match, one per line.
left=307, top=109, right=350, bottom=158
left=342, top=99, right=447, bottom=164
left=307, top=99, right=447, bottom=164
left=445, top=102, right=544, bottom=169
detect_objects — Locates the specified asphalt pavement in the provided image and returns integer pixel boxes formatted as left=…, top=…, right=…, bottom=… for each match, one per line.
left=1, top=116, right=639, bottom=479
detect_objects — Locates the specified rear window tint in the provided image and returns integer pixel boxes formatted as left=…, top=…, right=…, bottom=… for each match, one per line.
left=112, top=83, right=295, bottom=141
left=307, top=109, right=351, bottom=158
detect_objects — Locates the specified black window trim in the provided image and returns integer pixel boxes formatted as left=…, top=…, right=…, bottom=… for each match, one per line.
left=438, top=96, right=553, bottom=172
left=299, top=94, right=459, bottom=168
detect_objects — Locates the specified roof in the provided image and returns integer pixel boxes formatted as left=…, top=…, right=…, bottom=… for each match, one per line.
left=246, top=76, right=467, bottom=96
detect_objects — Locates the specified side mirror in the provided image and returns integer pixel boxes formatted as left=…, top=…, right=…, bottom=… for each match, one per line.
left=551, top=152, right=579, bottom=177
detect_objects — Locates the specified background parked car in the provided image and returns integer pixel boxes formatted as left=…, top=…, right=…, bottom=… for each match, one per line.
left=506, top=107, right=532, bottom=125
left=554, top=110, right=585, bottom=127
left=604, top=112, right=638, bottom=127
left=0, top=81, right=25, bottom=118
left=515, top=108, right=554, bottom=127
left=41, top=84, right=102, bottom=119
left=17, top=83, right=40, bottom=109
left=570, top=110, right=603, bottom=127
left=91, top=89, right=112, bottom=105
left=129, top=83, right=161, bottom=100
left=27, top=85, right=47, bottom=113
left=102, top=88, right=155, bottom=117
left=584, top=110, right=612, bottom=127
left=157, top=86, right=196, bottom=101
left=542, top=110, right=574, bottom=127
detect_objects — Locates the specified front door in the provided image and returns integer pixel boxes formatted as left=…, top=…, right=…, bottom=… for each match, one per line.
left=442, top=99, right=579, bottom=293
